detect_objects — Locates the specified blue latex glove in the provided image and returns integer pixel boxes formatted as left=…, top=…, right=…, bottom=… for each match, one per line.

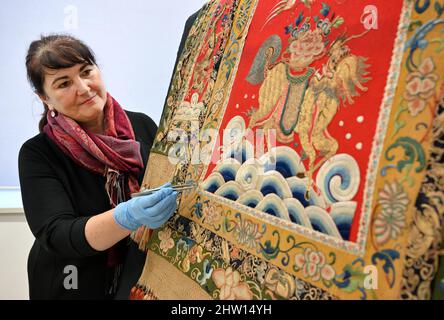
left=113, top=185, right=178, bottom=231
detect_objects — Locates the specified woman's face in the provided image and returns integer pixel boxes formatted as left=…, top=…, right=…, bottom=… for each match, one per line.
left=40, top=63, right=107, bottom=128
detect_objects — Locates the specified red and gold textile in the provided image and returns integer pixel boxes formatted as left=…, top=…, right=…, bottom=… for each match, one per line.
left=132, top=0, right=444, bottom=300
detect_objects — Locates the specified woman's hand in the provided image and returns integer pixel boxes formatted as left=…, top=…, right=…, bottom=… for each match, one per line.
left=113, top=185, right=178, bottom=231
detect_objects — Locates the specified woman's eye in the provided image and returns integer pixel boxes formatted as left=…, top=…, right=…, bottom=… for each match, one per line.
left=82, top=69, right=92, bottom=76
left=58, top=81, right=70, bottom=88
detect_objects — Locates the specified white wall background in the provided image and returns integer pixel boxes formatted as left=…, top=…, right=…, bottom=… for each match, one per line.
left=0, top=0, right=205, bottom=299
left=0, top=212, right=34, bottom=300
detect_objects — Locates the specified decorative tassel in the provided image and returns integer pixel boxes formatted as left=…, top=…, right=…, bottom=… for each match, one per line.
left=108, top=263, right=123, bottom=296
left=103, top=166, right=128, bottom=297
left=104, top=166, right=127, bottom=207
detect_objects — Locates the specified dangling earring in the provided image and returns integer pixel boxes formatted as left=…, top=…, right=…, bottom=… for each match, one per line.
left=50, top=110, right=56, bottom=118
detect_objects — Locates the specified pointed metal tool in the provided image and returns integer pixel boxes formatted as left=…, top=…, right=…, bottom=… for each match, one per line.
left=131, top=181, right=197, bottom=198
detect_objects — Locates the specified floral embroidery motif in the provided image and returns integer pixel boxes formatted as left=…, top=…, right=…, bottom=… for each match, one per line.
left=232, top=217, right=264, bottom=249
left=189, top=245, right=204, bottom=264
left=373, top=181, right=409, bottom=246
left=146, top=214, right=336, bottom=300
left=181, top=244, right=204, bottom=273
left=404, top=57, right=438, bottom=116
left=264, top=267, right=296, bottom=299
left=158, top=227, right=174, bottom=253
left=202, top=201, right=223, bottom=226
left=212, top=267, right=253, bottom=300
left=294, top=248, right=336, bottom=282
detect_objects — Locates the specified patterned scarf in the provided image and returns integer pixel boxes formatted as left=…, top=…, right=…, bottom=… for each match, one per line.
left=43, top=93, right=144, bottom=297
left=43, top=93, right=144, bottom=206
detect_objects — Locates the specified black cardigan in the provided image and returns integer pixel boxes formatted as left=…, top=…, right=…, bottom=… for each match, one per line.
left=18, top=111, right=157, bottom=299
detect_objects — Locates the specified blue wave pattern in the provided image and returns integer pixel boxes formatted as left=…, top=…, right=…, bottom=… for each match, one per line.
left=202, top=119, right=361, bottom=241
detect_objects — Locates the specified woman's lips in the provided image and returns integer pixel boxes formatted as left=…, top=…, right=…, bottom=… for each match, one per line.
left=80, top=94, right=97, bottom=105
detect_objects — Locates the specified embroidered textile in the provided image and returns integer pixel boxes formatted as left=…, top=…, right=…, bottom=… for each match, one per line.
left=133, top=0, right=444, bottom=300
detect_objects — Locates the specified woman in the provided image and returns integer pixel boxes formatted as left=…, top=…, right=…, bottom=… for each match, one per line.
left=18, top=34, right=177, bottom=299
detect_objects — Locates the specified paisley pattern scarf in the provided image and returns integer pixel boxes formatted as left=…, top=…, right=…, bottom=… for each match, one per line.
left=43, top=93, right=144, bottom=205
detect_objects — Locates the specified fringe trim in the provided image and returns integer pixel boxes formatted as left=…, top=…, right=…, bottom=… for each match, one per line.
left=129, top=284, right=159, bottom=300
